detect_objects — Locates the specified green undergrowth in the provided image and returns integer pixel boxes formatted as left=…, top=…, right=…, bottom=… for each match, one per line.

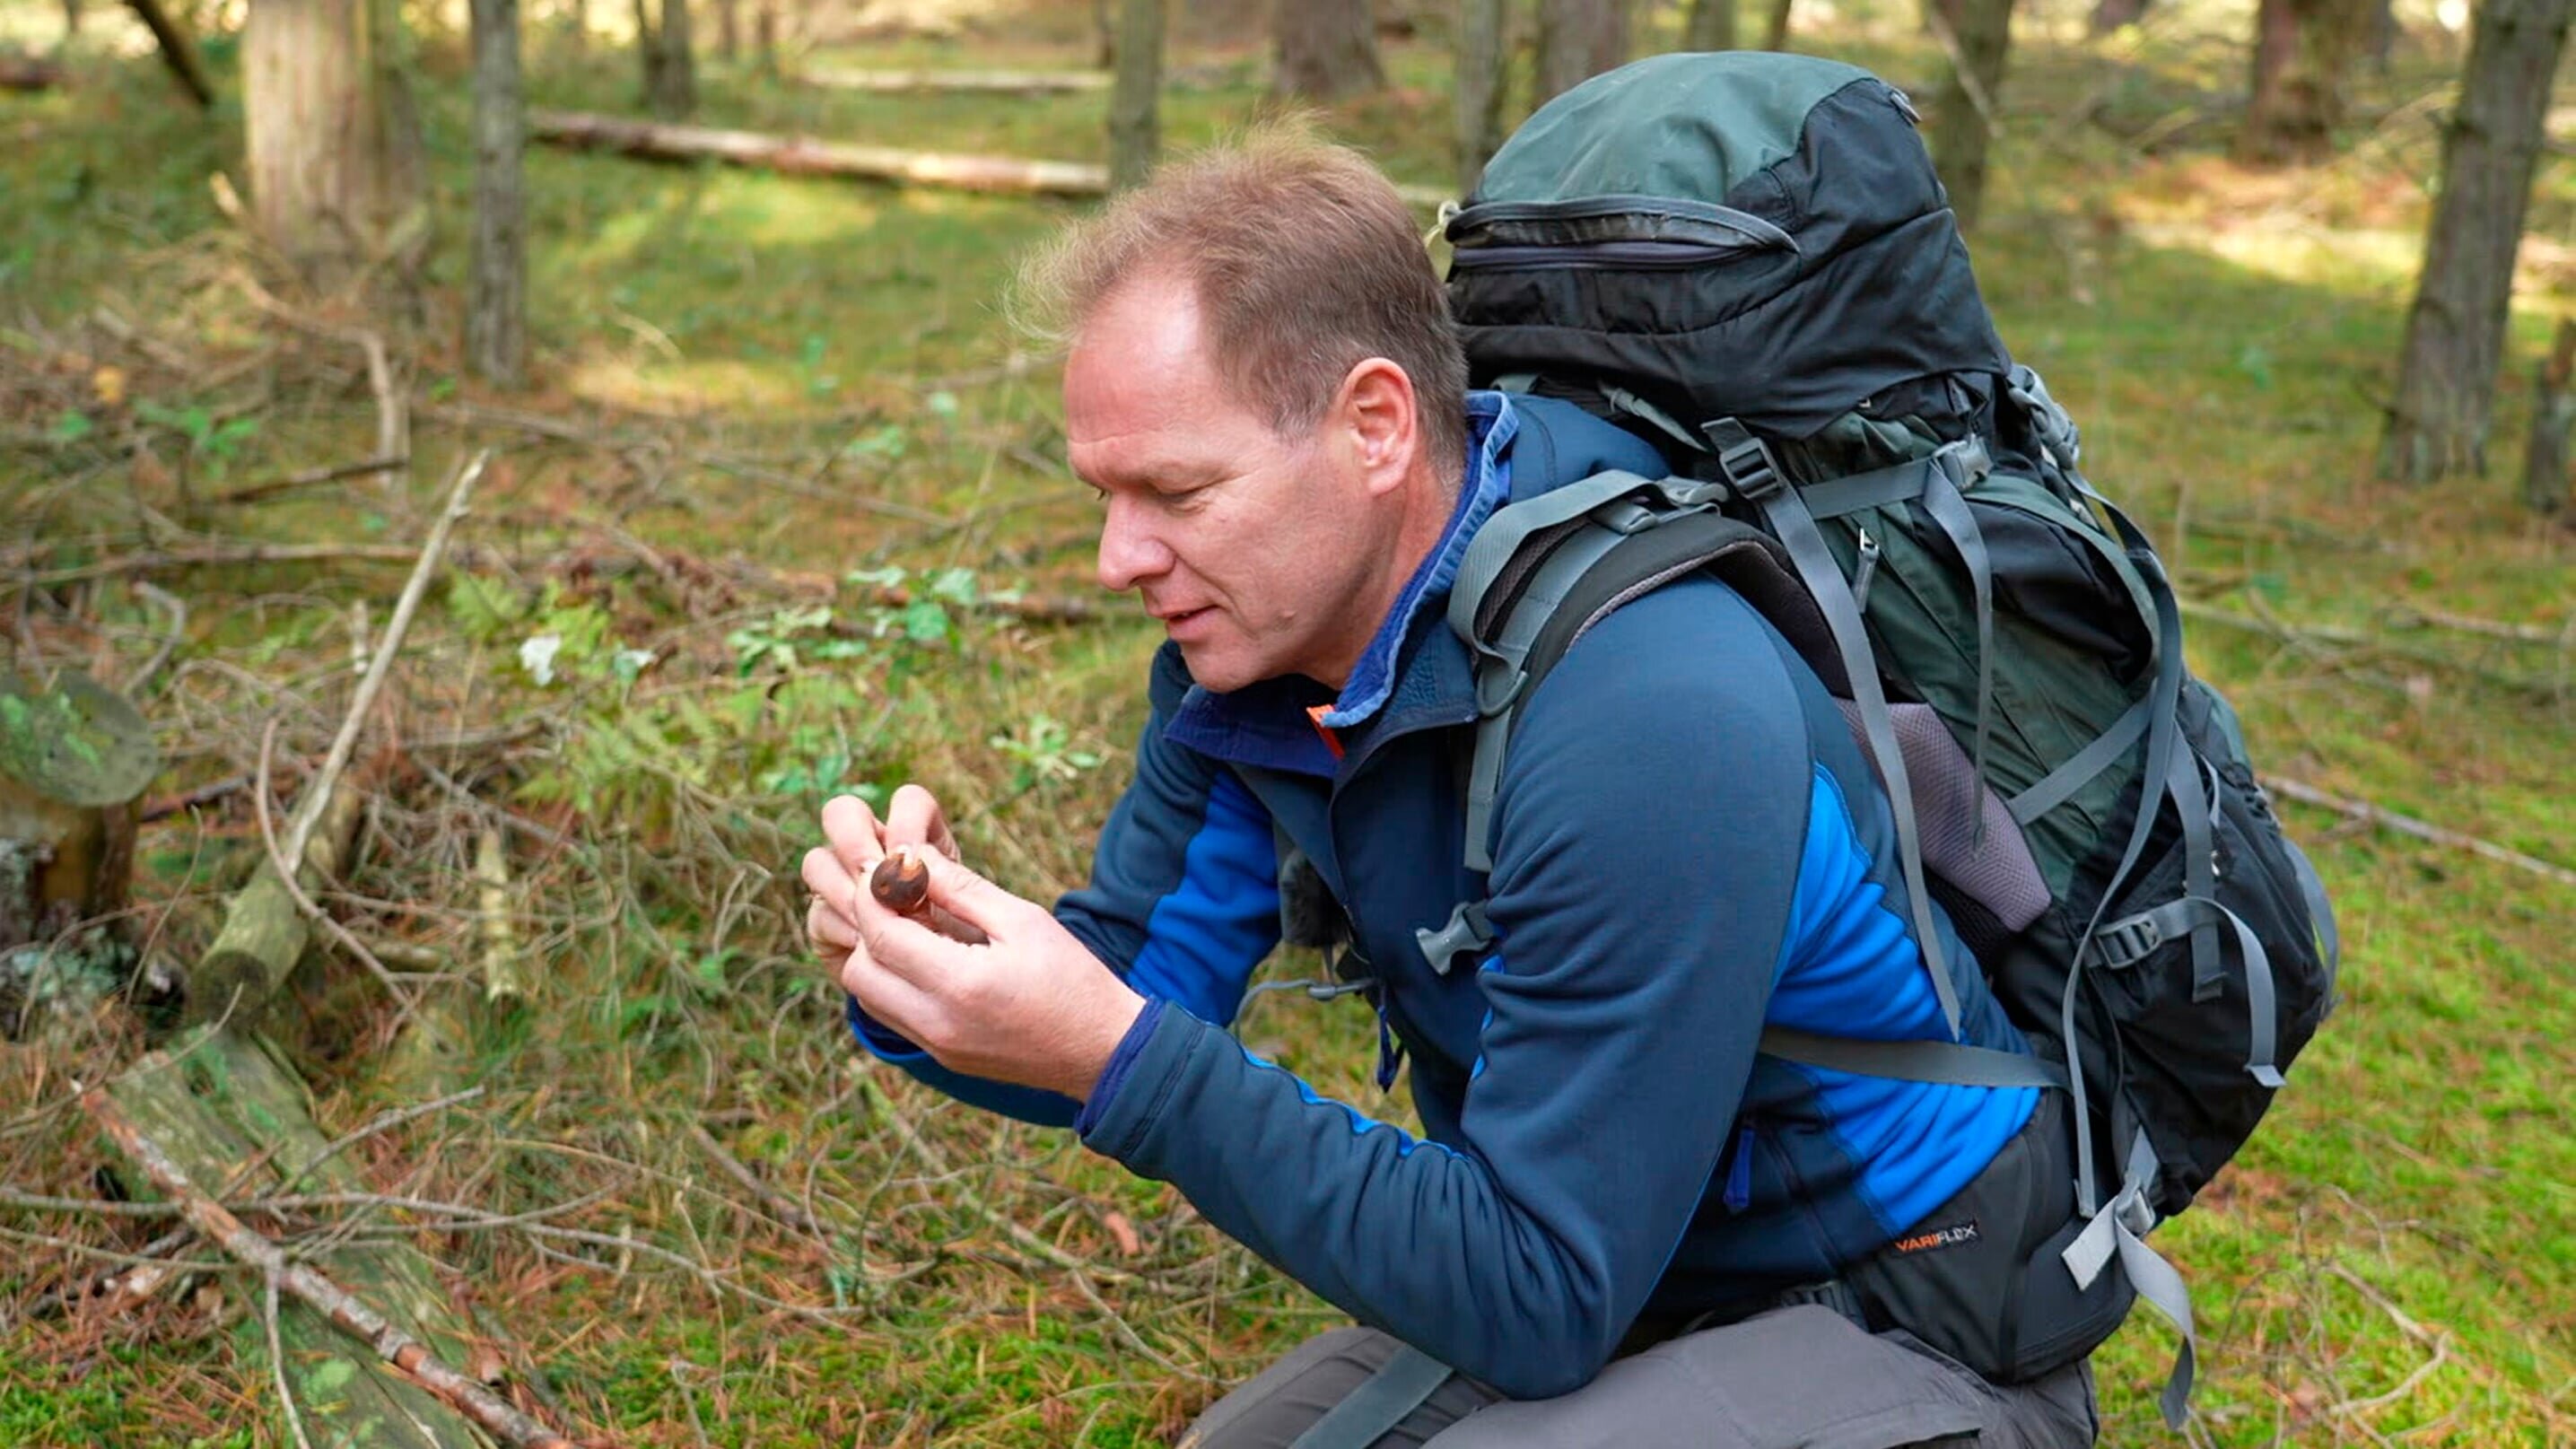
left=2, top=3, right=2571, bottom=1445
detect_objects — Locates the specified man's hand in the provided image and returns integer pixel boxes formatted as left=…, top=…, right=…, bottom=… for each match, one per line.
left=802, top=791, right=1146, bottom=1103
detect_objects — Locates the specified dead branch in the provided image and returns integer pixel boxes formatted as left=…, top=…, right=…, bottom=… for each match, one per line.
left=119, top=0, right=213, bottom=106
left=796, top=66, right=1108, bottom=93
left=82, top=1086, right=598, bottom=1449
left=470, top=830, right=523, bottom=1005
left=206, top=456, right=413, bottom=508
left=686, top=1122, right=823, bottom=1235
left=13, top=542, right=430, bottom=588
left=128, top=579, right=187, bottom=694
left=2261, top=774, right=2576, bottom=889
left=284, top=448, right=488, bottom=869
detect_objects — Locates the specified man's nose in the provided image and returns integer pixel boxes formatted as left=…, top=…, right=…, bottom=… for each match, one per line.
left=1096, top=496, right=1174, bottom=593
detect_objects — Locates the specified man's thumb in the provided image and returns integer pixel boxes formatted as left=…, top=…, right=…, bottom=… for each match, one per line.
left=915, top=849, right=1012, bottom=942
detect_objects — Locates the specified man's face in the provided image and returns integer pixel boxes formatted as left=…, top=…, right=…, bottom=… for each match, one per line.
left=1064, top=275, right=1392, bottom=694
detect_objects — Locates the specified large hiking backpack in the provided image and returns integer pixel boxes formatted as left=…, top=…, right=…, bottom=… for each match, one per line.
left=1436, top=52, right=2339, bottom=1424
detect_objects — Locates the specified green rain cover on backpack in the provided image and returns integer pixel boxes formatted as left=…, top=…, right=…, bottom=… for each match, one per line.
left=1436, top=51, right=2340, bottom=1426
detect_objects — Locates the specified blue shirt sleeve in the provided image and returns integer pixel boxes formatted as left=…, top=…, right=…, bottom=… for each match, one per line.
left=1075, top=585, right=1812, bottom=1397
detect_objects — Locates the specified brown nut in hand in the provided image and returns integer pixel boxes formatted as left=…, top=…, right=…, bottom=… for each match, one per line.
left=870, top=849, right=932, bottom=914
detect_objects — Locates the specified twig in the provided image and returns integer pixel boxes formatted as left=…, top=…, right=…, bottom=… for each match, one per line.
left=2262, top=774, right=2576, bottom=888
left=2324, top=1261, right=2452, bottom=1417
left=205, top=455, right=412, bottom=508
left=128, top=579, right=187, bottom=694
left=83, top=1085, right=599, bottom=1449
left=686, top=1122, right=824, bottom=1235
left=855, top=1078, right=1134, bottom=1283
left=266, top=1269, right=320, bottom=1449
left=283, top=448, right=488, bottom=869
left=13, top=541, right=426, bottom=587
left=273, top=1087, right=488, bottom=1200
left=255, top=722, right=420, bottom=1025
left=356, top=333, right=407, bottom=494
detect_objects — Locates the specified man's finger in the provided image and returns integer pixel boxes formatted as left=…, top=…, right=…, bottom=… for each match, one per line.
left=820, top=794, right=887, bottom=880
left=807, top=896, right=858, bottom=954
left=800, top=846, right=858, bottom=914
left=910, top=848, right=1026, bottom=940
left=838, top=947, right=942, bottom=1047
left=885, top=784, right=958, bottom=861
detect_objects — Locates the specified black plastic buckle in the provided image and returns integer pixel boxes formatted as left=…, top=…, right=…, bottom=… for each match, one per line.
left=1716, top=436, right=1785, bottom=502
left=2093, top=913, right=2162, bottom=968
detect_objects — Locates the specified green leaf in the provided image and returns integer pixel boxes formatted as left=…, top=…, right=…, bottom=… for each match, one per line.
left=303, top=1359, right=356, bottom=1396
left=50, top=409, right=93, bottom=442
left=901, top=599, right=950, bottom=644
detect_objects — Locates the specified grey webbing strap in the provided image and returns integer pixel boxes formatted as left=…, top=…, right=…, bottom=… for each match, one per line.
left=2166, top=749, right=2222, bottom=1001
left=1461, top=522, right=1634, bottom=873
left=1796, top=457, right=1933, bottom=519
left=2062, top=1130, right=2197, bottom=1429
left=2093, top=895, right=2285, bottom=1087
left=1759, top=1027, right=2067, bottom=1091
left=1718, top=430, right=1965, bottom=1040
left=2007, top=696, right=2152, bottom=826
left=1286, top=1343, right=1454, bottom=1449
left=1450, top=471, right=1679, bottom=646
left=1917, top=449, right=1997, bottom=814
left=2284, top=834, right=2341, bottom=986
left=2061, top=499, right=2186, bottom=1218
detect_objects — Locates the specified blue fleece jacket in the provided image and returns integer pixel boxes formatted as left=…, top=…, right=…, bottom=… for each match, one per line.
left=851, top=392, right=2039, bottom=1399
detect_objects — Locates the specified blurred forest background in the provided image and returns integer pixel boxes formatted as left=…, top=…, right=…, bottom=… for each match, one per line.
left=2, top=0, right=2572, bottom=1445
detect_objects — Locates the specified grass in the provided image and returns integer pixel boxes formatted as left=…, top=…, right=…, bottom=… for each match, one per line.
left=2, top=0, right=2572, bottom=1445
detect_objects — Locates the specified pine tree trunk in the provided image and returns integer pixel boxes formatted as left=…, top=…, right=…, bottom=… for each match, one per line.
left=63, top=0, right=82, bottom=39
left=639, top=0, right=693, bottom=118
left=2239, top=0, right=2371, bottom=162
left=1456, top=0, right=1508, bottom=195
left=468, top=0, right=525, bottom=388
left=2380, top=0, right=2575, bottom=483
left=713, top=0, right=736, bottom=57
left=1763, top=0, right=1794, bottom=49
left=1927, top=0, right=2013, bottom=231
left=243, top=0, right=424, bottom=295
left=1538, top=0, right=1626, bottom=101
left=754, top=0, right=775, bottom=76
left=2525, top=319, right=2576, bottom=514
left=1275, top=0, right=1384, bottom=100
left=1684, top=0, right=1737, bottom=48
left=1107, top=0, right=1163, bottom=191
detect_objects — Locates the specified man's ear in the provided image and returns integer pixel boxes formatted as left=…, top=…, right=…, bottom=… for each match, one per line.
left=1333, top=357, right=1419, bottom=497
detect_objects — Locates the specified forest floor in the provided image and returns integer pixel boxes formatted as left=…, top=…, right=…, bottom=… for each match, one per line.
left=3, top=1, right=2573, bottom=1445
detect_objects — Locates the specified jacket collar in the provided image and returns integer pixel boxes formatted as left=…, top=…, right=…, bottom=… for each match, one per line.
left=1163, top=393, right=1518, bottom=778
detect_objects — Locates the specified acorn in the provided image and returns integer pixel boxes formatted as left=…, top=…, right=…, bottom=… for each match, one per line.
left=869, top=849, right=931, bottom=914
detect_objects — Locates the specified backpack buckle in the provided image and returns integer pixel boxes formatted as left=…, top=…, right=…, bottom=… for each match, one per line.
left=2092, top=911, right=2163, bottom=968
left=1701, top=420, right=1786, bottom=502
left=1416, top=900, right=1496, bottom=976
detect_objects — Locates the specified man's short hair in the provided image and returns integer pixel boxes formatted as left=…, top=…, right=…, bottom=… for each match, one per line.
left=1016, top=124, right=1471, bottom=482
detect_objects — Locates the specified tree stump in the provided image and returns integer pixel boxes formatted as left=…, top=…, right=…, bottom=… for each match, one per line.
left=0, top=668, right=159, bottom=1036
left=186, top=781, right=364, bottom=1029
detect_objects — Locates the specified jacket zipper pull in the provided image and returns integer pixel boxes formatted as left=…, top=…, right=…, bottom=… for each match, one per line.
left=1375, top=1003, right=1405, bottom=1090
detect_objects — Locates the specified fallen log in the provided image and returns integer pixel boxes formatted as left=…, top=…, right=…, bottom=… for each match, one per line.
left=88, top=1032, right=587, bottom=1448
left=93, top=1028, right=496, bottom=1448
left=385, top=828, right=521, bottom=1096
left=0, top=53, right=66, bottom=92
left=187, top=781, right=363, bottom=1027
left=528, top=109, right=1454, bottom=207
left=798, top=65, right=1108, bottom=93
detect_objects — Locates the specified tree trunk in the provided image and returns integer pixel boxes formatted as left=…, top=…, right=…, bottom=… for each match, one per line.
left=1538, top=0, right=1626, bottom=101
left=1684, top=0, right=1736, bottom=48
left=638, top=0, right=694, bottom=118
left=1093, top=0, right=1114, bottom=66
left=1456, top=0, right=1508, bottom=195
left=1274, top=0, right=1384, bottom=100
left=559, top=0, right=584, bottom=51
left=713, top=0, right=735, bottom=57
left=754, top=0, right=775, bottom=76
left=2239, top=0, right=2371, bottom=161
left=243, top=0, right=426, bottom=295
left=2525, top=319, right=2576, bottom=514
left=2087, top=0, right=2147, bottom=34
left=2380, top=0, right=2574, bottom=483
left=1763, top=0, right=1794, bottom=48
left=63, top=0, right=81, bottom=39
left=1927, top=0, right=2013, bottom=231
left=1108, top=0, right=1164, bottom=191
left=0, top=668, right=155, bottom=1039
left=468, top=0, right=525, bottom=388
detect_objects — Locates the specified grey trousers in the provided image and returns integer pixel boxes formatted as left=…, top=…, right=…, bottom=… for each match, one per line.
left=1176, top=1306, right=2100, bottom=1449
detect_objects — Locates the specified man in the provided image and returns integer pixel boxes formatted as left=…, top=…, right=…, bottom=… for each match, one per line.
left=801, top=130, right=2099, bottom=1447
